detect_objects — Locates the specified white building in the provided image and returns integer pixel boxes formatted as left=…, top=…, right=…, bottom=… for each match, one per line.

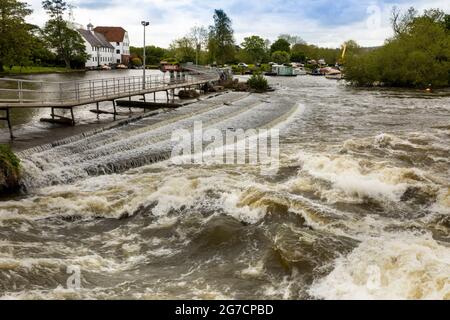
left=78, top=23, right=115, bottom=68
left=93, top=26, right=130, bottom=65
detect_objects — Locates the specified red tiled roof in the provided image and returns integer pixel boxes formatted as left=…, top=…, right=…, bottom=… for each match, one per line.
left=93, top=27, right=126, bottom=42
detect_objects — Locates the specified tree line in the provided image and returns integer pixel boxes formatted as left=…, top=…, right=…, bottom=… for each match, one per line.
left=0, top=0, right=87, bottom=72
left=345, top=8, right=450, bottom=88
left=130, top=9, right=359, bottom=68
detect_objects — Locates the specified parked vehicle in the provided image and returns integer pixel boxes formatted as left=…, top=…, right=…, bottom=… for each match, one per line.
left=237, top=63, right=249, bottom=68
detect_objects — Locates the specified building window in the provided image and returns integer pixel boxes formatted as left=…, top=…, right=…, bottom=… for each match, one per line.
left=116, top=42, right=120, bottom=46
left=116, top=49, right=120, bottom=54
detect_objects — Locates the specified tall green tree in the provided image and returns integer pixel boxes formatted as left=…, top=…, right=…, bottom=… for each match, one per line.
left=190, top=26, right=208, bottom=65
left=445, top=14, right=450, bottom=30
left=42, top=0, right=87, bottom=68
left=290, top=50, right=306, bottom=63
left=169, top=37, right=196, bottom=63
left=271, top=51, right=290, bottom=64
left=0, top=0, right=33, bottom=71
left=241, top=36, right=267, bottom=64
left=270, top=38, right=291, bottom=54
left=27, top=24, right=56, bottom=66
left=208, top=9, right=235, bottom=65
left=130, top=45, right=168, bottom=65
left=279, top=34, right=306, bottom=46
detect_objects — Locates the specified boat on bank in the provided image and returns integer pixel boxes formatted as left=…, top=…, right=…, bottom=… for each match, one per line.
left=308, top=68, right=324, bottom=76
left=325, top=70, right=343, bottom=80
left=293, top=67, right=307, bottom=76
left=265, top=64, right=296, bottom=77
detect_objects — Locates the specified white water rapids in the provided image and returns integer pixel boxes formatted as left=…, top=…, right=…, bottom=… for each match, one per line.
left=0, top=76, right=449, bottom=300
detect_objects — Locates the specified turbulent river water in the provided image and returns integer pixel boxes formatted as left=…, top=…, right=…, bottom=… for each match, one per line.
left=0, top=75, right=449, bottom=300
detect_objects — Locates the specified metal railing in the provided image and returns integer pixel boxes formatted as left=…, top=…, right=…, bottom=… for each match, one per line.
left=0, top=66, right=220, bottom=107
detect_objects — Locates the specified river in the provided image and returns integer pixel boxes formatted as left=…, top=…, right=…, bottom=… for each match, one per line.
left=0, top=69, right=171, bottom=149
left=0, top=74, right=449, bottom=299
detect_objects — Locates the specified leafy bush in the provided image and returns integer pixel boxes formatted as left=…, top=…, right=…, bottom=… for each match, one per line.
left=260, top=64, right=271, bottom=72
left=178, top=90, right=200, bottom=99
left=247, top=73, right=269, bottom=92
left=131, top=57, right=142, bottom=66
left=0, top=145, right=21, bottom=193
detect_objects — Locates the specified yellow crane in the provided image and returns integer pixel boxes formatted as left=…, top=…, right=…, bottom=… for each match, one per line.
left=341, top=44, right=347, bottom=61
left=339, top=43, right=347, bottom=65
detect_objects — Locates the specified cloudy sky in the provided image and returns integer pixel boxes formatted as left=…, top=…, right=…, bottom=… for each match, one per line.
left=25, top=0, right=449, bottom=48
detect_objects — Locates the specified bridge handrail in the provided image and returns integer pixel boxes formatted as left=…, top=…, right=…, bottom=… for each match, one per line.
left=0, top=66, right=220, bottom=106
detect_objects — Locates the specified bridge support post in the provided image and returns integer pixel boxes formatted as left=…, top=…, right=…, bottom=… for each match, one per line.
left=70, top=107, right=75, bottom=126
left=96, top=102, right=100, bottom=119
left=112, top=100, right=117, bottom=121
left=142, top=94, right=146, bottom=102
left=153, top=92, right=156, bottom=102
left=166, top=90, right=169, bottom=102
left=0, top=108, right=14, bottom=140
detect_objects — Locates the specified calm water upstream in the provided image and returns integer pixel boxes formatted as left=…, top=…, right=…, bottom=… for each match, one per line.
left=0, top=69, right=169, bottom=147
left=0, top=75, right=449, bottom=299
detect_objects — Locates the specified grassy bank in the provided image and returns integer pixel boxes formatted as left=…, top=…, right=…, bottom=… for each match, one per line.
left=231, top=64, right=271, bottom=74
left=0, top=66, right=85, bottom=76
left=0, top=145, right=21, bottom=193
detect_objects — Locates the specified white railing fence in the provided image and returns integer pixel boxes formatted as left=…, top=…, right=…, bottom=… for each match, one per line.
left=0, top=66, right=220, bottom=106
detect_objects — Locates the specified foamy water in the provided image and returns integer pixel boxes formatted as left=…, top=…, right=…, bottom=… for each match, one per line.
left=0, top=76, right=449, bottom=300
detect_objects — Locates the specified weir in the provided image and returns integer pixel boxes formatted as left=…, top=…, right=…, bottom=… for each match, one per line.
left=0, top=65, right=221, bottom=139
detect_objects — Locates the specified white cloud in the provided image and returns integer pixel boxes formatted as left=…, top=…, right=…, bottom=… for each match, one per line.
left=25, top=0, right=449, bottom=48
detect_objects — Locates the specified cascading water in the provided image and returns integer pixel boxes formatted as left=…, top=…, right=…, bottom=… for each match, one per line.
left=0, top=76, right=449, bottom=300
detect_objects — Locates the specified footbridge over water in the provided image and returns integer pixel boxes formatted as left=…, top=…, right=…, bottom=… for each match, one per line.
left=0, top=65, right=222, bottom=139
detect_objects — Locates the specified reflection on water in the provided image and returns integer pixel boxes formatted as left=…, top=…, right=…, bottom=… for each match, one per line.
left=0, top=76, right=449, bottom=300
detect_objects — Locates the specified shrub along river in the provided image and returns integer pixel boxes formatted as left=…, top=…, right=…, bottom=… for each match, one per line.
left=0, top=73, right=449, bottom=299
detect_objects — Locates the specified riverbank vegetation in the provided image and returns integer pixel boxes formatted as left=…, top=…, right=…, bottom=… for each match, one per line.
left=247, top=74, right=269, bottom=92
left=0, top=66, right=83, bottom=75
left=1, top=2, right=449, bottom=88
left=345, top=8, right=450, bottom=88
left=0, top=145, right=21, bottom=193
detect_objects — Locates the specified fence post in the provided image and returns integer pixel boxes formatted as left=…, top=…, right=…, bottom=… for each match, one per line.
left=40, top=82, right=44, bottom=104
left=18, top=81, right=23, bottom=103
